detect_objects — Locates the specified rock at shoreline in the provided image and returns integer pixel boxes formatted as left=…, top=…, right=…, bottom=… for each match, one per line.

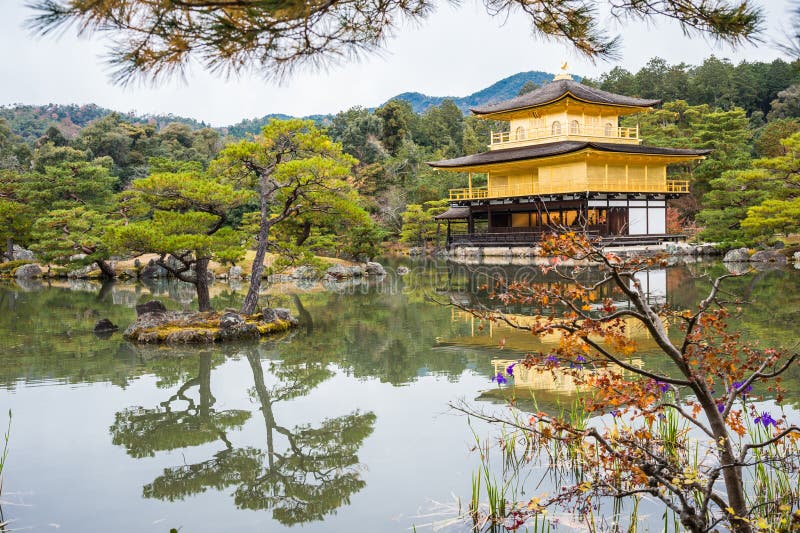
left=325, top=264, right=364, bottom=280
left=124, top=308, right=298, bottom=344
left=219, top=311, right=245, bottom=328
left=68, top=263, right=101, bottom=279
left=228, top=266, right=243, bottom=280
left=723, top=247, right=750, bottom=263
left=365, top=262, right=386, bottom=276
left=15, top=263, right=42, bottom=279
left=291, top=265, right=321, bottom=280
left=750, top=250, right=787, bottom=264
left=136, top=300, right=167, bottom=316
left=140, top=261, right=168, bottom=279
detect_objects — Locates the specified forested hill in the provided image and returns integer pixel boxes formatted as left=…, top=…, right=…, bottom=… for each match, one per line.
left=0, top=103, right=207, bottom=142
left=387, top=70, right=556, bottom=113
left=224, top=70, right=555, bottom=134
left=1, top=70, right=557, bottom=140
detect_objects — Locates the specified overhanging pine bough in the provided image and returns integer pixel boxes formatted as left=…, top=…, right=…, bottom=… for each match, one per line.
left=27, top=0, right=763, bottom=84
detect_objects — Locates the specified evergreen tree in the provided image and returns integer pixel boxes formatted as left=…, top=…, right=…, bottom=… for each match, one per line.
left=109, top=171, right=252, bottom=311
left=215, top=119, right=358, bottom=315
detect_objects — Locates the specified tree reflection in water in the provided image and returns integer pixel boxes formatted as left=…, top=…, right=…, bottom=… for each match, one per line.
left=109, top=347, right=375, bottom=526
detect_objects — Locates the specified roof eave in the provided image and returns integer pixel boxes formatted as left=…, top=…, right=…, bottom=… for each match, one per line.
left=470, top=92, right=662, bottom=117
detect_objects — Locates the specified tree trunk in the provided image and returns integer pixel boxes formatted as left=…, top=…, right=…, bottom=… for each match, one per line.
left=195, top=257, right=212, bottom=312
left=95, top=259, right=116, bottom=279
left=5, top=237, right=13, bottom=262
left=241, top=219, right=270, bottom=315
left=295, top=221, right=312, bottom=247
left=697, top=386, right=752, bottom=533
left=241, top=175, right=275, bottom=315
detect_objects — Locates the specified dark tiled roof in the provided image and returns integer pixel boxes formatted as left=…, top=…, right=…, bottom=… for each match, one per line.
left=434, top=206, right=471, bottom=219
left=427, top=141, right=710, bottom=169
left=470, top=78, right=661, bottom=115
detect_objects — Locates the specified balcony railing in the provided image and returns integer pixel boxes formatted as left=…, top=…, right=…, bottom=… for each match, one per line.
left=666, top=180, right=690, bottom=193
left=490, top=124, right=639, bottom=147
left=448, top=179, right=690, bottom=201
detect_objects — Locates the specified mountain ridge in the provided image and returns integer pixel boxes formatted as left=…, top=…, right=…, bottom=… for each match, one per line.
left=1, top=70, right=561, bottom=141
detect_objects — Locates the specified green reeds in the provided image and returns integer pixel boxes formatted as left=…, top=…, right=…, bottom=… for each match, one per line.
left=0, top=411, right=10, bottom=494
left=0, top=410, right=11, bottom=530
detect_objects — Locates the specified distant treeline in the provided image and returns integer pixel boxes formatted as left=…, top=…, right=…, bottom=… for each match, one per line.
left=583, top=56, right=797, bottom=119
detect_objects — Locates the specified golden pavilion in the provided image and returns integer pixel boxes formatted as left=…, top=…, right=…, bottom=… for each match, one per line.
left=429, top=70, right=709, bottom=246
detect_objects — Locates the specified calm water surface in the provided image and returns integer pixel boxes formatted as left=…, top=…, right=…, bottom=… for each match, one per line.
left=0, top=260, right=798, bottom=532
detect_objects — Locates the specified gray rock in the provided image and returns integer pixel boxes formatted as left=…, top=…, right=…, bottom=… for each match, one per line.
left=69, top=253, right=87, bottom=262
left=397, top=266, right=410, bottom=275
left=291, top=265, right=320, bottom=280
left=750, top=250, right=787, bottom=264
left=365, top=261, right=386, bottom=276
left=722, top=247, right=750, bottom=263
left=140, top=261, right=168, bottom=279
left=220, top=312, right=245, bottom=329
left=228, top=266, right=243, bottom=280
left=135, top=300, right=167, bottom=316
left=408, top=247, right=423, bottom=256
left=275, top=308, right=294, bottom=321
left=325, top=264, right=350, bottom=279
left=12, top=245, right=35, bottom=261
left=325, top=264, right=364, bottom=279
left=93, top=318, right=119, bottom=334
left=14, top=264, right=42, bottom=279
left=67, top=264, right=99, bottom=279
left=261, top=307, right=298, bottom=326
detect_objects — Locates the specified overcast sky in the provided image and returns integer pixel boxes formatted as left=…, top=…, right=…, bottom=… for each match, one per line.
left=0, top=0, right=795, bottom=126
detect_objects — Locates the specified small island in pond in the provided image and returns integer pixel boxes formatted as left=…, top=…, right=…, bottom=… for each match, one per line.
left=123, top=300, right=298, bottom=344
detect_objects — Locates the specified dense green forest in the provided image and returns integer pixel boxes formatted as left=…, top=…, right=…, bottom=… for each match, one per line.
left=2, top=55, right=800, bottom=272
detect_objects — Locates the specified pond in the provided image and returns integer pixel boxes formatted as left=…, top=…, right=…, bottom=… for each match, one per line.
left=0, top=259, right=798, bottom=532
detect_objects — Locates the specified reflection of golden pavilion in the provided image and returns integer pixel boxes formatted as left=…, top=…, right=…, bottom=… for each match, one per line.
left=491, top=357, right=643, bottom=395
left=447, top=308, right=662, bottom=352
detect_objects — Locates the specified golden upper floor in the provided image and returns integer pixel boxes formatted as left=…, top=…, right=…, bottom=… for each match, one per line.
left=427, top=74, right=709, bottom=199
left=472, top=73, right=659, bottom=150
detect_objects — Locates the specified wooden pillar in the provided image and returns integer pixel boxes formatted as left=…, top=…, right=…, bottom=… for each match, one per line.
left=468, top=212, right=475, bottom=234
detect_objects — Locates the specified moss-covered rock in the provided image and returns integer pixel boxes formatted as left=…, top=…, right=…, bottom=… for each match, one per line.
left=123, top=309, right=298, bottom=344
left=0, top=260, right=33, bottom=278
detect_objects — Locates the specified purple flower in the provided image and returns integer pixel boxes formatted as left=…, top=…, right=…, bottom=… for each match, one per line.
left=717, top=403, right=725, bottom=413
left=576, top=355, right=587, bottom=363
left=545, top=354, right=559, bottom=365
left=506, top=363, right=516, bottom=376
left=732, top=381, right=753, bottom=395
left=656, top=381, right=670, bottom=393
left=492, top=372, right=508, bottom=385
left=755, top=412, right=777, bottom=428
left=610, top=409, right=621, bottom=418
